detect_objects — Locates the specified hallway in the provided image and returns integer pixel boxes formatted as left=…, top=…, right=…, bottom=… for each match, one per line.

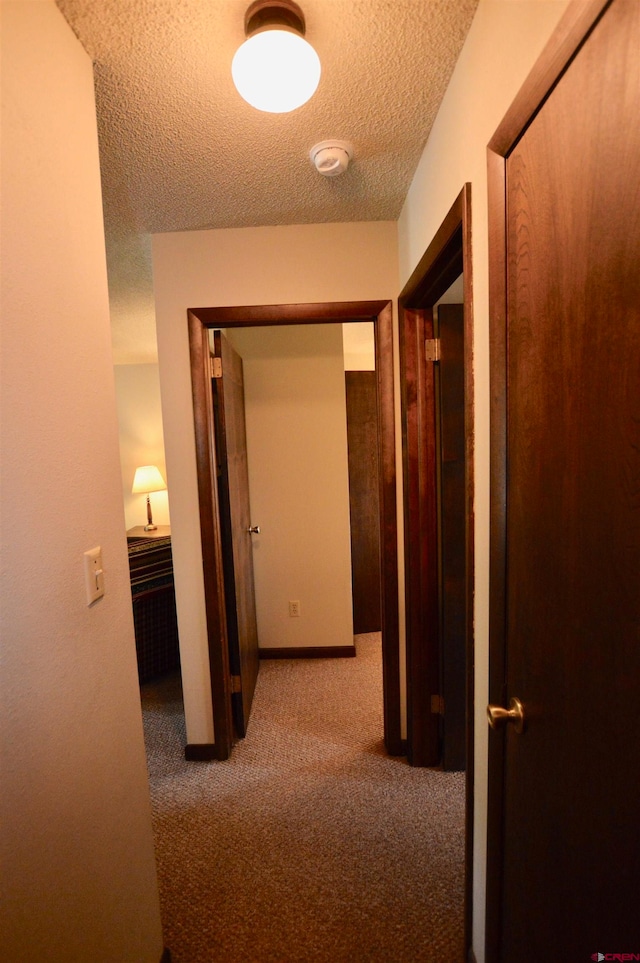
left=141, top=635, right=465, bottom=962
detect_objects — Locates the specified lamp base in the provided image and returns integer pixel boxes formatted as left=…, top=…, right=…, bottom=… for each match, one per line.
left=144, top=494, right=158, bottom=531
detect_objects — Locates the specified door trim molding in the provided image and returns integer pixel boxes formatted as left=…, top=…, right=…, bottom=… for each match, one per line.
left=398, top=183, right=474, bottom=957
left=399, top=186, right=474, bottom=769
left=485, top=2, right=612, bottom=958
left=187, top=301, right=401, bottom=760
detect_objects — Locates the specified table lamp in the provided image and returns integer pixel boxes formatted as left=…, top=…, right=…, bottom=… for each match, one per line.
left=132, top=465, right=166, bottom=531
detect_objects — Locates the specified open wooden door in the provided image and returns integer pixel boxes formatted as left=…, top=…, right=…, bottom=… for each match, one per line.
left=211, top=331, right=259, bottom=738
left=486, top=1, right=640, bottom=957
left=345, top=371, right=382, bottom=635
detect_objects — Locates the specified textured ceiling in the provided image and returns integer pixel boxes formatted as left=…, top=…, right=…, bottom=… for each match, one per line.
left=56, top=0, right=479, bottom=362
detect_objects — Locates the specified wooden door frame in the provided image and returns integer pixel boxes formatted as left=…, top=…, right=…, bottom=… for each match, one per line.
left=398, top=183, right=474, bottom=956
left=485, top=2, right=612, bottom=958
left=188, top=301, right=400, bottom=761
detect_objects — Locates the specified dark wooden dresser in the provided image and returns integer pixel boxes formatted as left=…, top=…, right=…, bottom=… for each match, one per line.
left=126, top=527, right=180, bottom=684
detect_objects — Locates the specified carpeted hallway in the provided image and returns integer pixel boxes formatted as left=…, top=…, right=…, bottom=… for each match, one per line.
left=141, top=633, right=465, bottom=962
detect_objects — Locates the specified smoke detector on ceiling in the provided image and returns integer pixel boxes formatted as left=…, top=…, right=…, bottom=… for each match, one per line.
left=309, top=140, right=353, bottom=177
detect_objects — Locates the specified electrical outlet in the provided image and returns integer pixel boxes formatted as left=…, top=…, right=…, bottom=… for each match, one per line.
left=289, top=600, right=301, bottom=618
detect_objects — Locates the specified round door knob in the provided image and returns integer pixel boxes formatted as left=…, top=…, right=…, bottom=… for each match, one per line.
left=487, top=697, right=524, bottom=734
left=247, top=525, right=261, bottom=534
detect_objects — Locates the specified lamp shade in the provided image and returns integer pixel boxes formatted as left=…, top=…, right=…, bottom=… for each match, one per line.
left=132, top=465, right=166, bottom=494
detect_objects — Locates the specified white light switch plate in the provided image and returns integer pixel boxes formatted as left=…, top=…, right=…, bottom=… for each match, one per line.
left=84, top=546, right=105, bottom=605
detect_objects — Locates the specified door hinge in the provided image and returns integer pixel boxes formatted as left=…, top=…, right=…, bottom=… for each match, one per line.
left=425, top=338, right=441, bottom=363
left=230, top=674, right=242, bottom=694
left=431, top=694, right=445, bottom=715
left=210, top=356, right=222, bottom=379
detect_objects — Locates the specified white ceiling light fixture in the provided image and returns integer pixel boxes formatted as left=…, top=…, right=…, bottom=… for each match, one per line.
left=232, top=0, right=321, bottom=114
left=310, top=140, right=353, bottom=177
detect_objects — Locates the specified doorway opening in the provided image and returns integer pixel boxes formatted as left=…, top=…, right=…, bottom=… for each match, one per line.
left=218, top=322, right=382, bottom=651
left=398, top=183, right=474, bottom=955
left=187, top=301, right=399, bottom=761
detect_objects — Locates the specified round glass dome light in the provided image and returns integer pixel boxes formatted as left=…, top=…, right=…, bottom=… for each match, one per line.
left=232, top=3, right=320, bottom=113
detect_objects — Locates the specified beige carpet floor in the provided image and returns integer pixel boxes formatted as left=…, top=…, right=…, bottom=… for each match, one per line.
left=141, top=633, right=465, bottom=962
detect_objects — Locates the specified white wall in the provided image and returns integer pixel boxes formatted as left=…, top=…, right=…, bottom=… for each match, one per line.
left=342, top=321, right=375, bottom=371
left=224, top=325, right=354, bottom=651
left=152, top=221, right=399, bottom=745
left=0, top=3, right=164, bottom=961
left=396, top=2, right=570, bottom=959
left=114, top=363, right=170, bottom=531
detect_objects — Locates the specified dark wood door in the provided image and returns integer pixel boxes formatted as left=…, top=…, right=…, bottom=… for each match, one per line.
left=345, top=371, right=382, bottom=634
left=487, top=1, right=640, bottom=958
left=436, top=304, right=466, bottom=772
left=212, top=331, right=259, bottom=738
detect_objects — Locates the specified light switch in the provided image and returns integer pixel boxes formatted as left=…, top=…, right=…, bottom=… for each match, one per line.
left=84, top=546, right=105, bottom=605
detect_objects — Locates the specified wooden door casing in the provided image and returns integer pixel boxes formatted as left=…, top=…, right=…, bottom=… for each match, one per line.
left=486, top=0, right=640, bottom=957
left=436, top=303, right=466, bottom=772
left=188, top=301, right=400, bottom=761
left=399, top=187, right=474, bottom=771
left=398, top=184, right=474, bottom=956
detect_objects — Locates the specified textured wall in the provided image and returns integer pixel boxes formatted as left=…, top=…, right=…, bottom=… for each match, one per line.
left=225, top=325, right=354, bottom=652
left=0, top=3, right=163, bottom=960
left=397, top=2, right=570, bottom=960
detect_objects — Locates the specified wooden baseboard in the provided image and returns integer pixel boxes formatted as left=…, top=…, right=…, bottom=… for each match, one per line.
left=160, top=948, right=172, bottom=963
left=259, top=646, right=356, bottom=659
left=184, top=743, right=217, bottom=761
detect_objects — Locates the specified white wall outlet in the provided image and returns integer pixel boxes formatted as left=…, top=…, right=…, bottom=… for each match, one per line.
left=84, top=546, right=105, bottom=605
left=289, top=600, right=301, bottom=618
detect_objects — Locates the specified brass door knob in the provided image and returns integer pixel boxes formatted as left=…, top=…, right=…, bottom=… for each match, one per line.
left=247, top=525, right=261, bottom=534
left=487, top=697, right=524, bottom=734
